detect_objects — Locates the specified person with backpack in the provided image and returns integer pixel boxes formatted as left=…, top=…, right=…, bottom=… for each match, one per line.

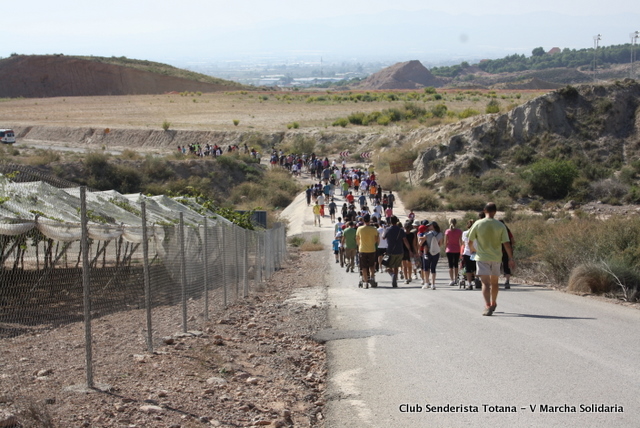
left=382, top=216, right=411, bottom=287
left=418, top=221, right=443, bottom=290
left=461, top=219, right=480, bottom=290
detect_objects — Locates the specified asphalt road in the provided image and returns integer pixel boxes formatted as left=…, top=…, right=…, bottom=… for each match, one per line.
left=281, top=181, right=640, bottom=428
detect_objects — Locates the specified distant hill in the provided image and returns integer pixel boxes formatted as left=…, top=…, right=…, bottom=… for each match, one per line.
left=0, top=55, right=248, bottom=98
left=356, top=60, right=443, bottom=90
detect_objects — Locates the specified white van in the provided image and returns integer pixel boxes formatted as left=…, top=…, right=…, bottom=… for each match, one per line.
left=0, top=129, right=16, bottom=144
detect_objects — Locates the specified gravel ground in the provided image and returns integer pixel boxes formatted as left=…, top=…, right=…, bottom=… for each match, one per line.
left=0, top=249, right=329, bottom=428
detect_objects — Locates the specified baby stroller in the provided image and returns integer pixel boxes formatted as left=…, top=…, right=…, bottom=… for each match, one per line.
left=458, top=266, right=467, bottom=289
left=358, top=258, right=378, bottom=288
left=357, top=268, right=377, bottom=289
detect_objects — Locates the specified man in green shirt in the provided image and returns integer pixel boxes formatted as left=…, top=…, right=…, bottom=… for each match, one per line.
left=342, top=222, right=358, bottom=273
left=468, top=203, right=515, bottom=316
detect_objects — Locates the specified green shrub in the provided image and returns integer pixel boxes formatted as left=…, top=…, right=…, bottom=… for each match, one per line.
left=120, top=149, right=141, bottom=160
left=376, top=115, right=391, bottom=126
left=404, top=102, right=427, bottom=118
left=458, top=108, right=480, bottom=119
left=348, top=112, right=366, bottom=125
left=430, top=104, right=448, bottom=118
left=142, top=156, right=175, bottom=181
left=333, top=117, right=349, bottom=127
left=619, top=167, right=636, bottom=185
left=522, top=159, right=579, bottom=199
left=529, top=200, right=543, bottom=211
left=624, top=186, right=640, bottom=203
left=511, top=145, right=536, bottom=165
left=291, top=135, right=316, bottom=154
left=288, top=236, right=306, bottom=247
left=162, top=120, right=171, bottom=131
left=233, top=119, right=240, bottom=126
left=486, top=99, right=500, bottom=114
left=445, top=193, right=487, bottom=211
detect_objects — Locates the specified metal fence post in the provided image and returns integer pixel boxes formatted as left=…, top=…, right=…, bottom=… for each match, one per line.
left=243, top=228, right=249, bottom=298
left=179, top=213, right=187, bottom=333
left=80, top=186, right=94, bottom=388
left=142, top=202, right=153, bottom=353
left=266, top=231, right=273, bottom=280
left=235, top=226, right=240, bottom=299
left=222, top=223, right=227, bottom=308
left=257, top=232, right=263, bottom=286
left=203, top=217, right=209, bottom=322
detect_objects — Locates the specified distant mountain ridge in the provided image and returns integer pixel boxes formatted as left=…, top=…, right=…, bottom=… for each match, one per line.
left=0, top=55, right=248, bottom=98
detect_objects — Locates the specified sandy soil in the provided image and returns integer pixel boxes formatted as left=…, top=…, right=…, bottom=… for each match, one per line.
left=0, top=90, right=544, bottom=133
left=0, top=92, right=397, bottom=131
left=0, top=247, right=330, bottom=428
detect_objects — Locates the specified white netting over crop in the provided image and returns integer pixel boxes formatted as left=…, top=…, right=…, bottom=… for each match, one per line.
left=0, top=176, right=229, bottom=245
left=0, top=168, right=288, bottom=368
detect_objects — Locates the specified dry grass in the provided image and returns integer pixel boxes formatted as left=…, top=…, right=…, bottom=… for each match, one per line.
left=400, top=186, right=442, bottom=211
left=0, top=90, right=545, bottom=133
left=567, top=263, right=612, bottom=294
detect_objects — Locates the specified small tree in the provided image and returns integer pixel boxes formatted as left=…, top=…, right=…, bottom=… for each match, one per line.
left=532, top=47, right=545, bottom=57
left=233, top=119, right=240, bottom=126
left=162, top=120, right=171, bottom=131
left=523, top=159, right=579, bottom=199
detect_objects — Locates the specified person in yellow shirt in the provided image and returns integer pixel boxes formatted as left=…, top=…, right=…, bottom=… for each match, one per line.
left=355, top=214, right=380, bottom=288
left=313, top=201, right=322, bottom=227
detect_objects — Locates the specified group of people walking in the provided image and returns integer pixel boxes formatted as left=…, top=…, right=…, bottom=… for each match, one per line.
left=329, top=198, right=515, bottom=316
left=302, top=158, right=515, bottom=316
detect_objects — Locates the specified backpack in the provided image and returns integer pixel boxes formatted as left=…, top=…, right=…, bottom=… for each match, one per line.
left=428, top=232, right=441, bottom=256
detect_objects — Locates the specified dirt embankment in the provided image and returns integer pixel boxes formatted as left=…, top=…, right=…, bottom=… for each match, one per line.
left=0, top=55, right=244, bottom=98
left=14, top=125, right=408, bottom=154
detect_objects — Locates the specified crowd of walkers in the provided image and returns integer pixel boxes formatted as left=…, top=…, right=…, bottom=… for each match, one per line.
left=302, top=157, right=515, bottom=316
left=177, top=143, right=259, bottom=158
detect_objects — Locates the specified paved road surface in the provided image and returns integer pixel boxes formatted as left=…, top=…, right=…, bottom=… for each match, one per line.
left=281, top=176, right=640, bottom=428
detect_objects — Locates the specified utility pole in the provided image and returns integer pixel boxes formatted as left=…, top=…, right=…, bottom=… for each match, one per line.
left=631, top=31, right=639, bottom=79
left=593, top=34, right=601, bottom=81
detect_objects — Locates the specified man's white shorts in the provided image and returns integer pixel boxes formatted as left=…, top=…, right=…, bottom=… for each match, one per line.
left=477, top=261, right=501, bottom=276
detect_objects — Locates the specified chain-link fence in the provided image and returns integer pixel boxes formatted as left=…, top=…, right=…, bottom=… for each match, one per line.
left=0, top=165, right=287, bottom=388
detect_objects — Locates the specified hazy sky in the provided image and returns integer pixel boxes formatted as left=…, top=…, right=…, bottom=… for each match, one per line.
left=4, top=0, right=639, bottom=64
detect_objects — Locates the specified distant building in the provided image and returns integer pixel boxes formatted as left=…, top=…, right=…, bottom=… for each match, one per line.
left=547, top=47, right=561, bottom=55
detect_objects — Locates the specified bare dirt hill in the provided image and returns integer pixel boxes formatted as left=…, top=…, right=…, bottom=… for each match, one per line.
left=0, top=55, right=245, bottom=98
left=357, top=60, right=443, bottom=90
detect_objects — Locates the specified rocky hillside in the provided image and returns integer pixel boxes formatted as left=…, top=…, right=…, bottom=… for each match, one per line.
left=409, top=79, right=640, bottom=182
left=0, top=55, right=246, bottom=98
left=357, top=60, right=443, bottom=90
